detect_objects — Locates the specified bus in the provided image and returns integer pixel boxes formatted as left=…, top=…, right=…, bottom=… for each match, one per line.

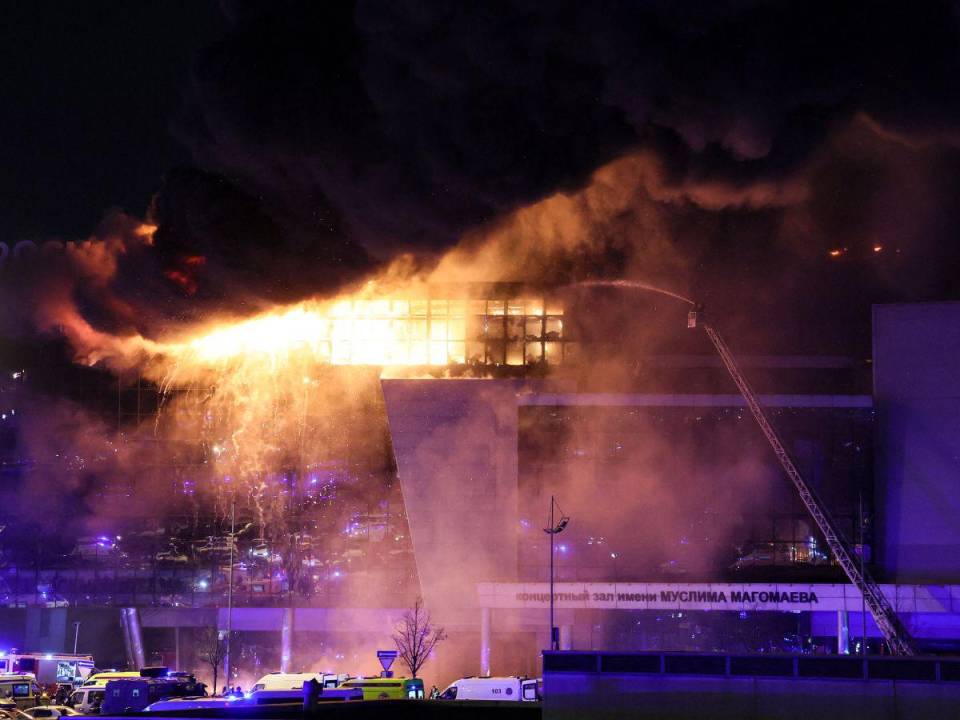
left=338, top=676, right=424, bottom=700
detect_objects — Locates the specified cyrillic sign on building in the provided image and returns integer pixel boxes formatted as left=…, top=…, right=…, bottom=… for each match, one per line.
left=478, top=583, right=960, bottom=613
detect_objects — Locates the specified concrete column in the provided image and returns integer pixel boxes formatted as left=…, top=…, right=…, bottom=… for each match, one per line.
left=480, top=607, right=491, bottom=677
left=120, top=610, right=134, bottom=669
left=837, top=610, right=850, bottom=655
left=121, top=608, right=146, bottom=669
left=280, top=607, right=294, bottom=672
left=559, top=624, right=573, bottom=651
left=174, top=626, right=181, bottom=671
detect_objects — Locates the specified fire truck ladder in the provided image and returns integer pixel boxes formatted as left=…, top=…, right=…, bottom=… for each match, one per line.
left=688, top=308, right=914, bottom=655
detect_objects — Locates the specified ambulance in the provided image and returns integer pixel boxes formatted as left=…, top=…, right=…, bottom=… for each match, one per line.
left=338, top=676, right=425, bottom=700
left=438, top=676, right=541, bottom=701
left=0, top=673, right=43, bottom=709
left=250, top=671, right=350, bottom=692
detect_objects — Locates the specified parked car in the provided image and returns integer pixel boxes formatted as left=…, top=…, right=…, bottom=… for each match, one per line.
left=194, top=536, right=236, bottom=556
left=155, top=546, right=189, bottom=564
left=74, top=537, right=118, bottom=561
left=23, top=706, right=80, bottom=718
left=0, top=709, right=37, bottom=720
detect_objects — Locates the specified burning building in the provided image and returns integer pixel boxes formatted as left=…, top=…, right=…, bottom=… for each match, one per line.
left=4, top=276, right=960, bottom=684
left=3, top=0, right=960, bottom=697
left=383, top=300, right=960, bottom=675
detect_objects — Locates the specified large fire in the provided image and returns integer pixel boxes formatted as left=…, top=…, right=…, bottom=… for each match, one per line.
left=108, top=286, right=570, bottom=501
left=40, top=223, right=571, bottom=518
left=163, top=292, right=566, bottom=371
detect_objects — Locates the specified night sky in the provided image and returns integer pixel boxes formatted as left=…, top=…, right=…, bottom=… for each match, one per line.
left=2, top=1, right=960, bottom=356
left=0, top=1, right=224, bottom=239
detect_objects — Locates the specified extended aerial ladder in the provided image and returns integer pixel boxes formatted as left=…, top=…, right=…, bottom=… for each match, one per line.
left=687, top=306, right=914, bottom=655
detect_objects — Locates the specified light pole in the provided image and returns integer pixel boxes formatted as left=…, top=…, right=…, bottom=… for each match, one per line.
left=224, top=500, right=235, bottom=681
left=543, top=496, right=569, bottom=651
left=859, top=493, right=867, bottom=656
left=73, top=622, right=81, bottom=654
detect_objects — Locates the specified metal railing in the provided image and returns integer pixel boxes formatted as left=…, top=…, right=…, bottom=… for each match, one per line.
left=0, top=565, right=416, bottom=608
left=544, top=651, right=960, bottom=683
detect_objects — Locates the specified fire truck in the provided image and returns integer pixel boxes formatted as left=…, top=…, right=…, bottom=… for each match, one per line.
left=0, top=652, right=94, bottom=687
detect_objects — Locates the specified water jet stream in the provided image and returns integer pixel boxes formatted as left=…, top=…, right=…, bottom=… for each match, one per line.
left=571, top=279, right=695, bottom=306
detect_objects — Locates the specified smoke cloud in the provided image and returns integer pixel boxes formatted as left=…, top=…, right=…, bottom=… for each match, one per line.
left=173, top=1, right=960, bottom=253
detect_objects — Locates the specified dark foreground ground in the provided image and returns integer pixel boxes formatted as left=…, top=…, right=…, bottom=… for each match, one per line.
left=100, top=701, right=540, bottom=720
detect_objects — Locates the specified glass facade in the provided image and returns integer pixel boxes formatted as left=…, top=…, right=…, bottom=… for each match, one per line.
left=315, top=294, right=571, bottom=367
left=517, top=404, right=874, bottom=583
left=0, top=362, right=419, bottom=610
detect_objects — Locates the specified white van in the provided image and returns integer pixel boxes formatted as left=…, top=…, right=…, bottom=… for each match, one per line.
left=439, top=676, right=541, bottom=702
left=250, top=672, right=349, bottom=692
left=68, top=685, right=106, bottom=713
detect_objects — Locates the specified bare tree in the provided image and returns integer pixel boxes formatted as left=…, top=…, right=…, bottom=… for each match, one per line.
left=392, top=597, right=447, bottom=678
left=196, top=626, right=227, bottom=694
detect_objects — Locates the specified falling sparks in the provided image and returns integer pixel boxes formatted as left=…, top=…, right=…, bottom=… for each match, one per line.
left=57, top=283, right=568, bottom=526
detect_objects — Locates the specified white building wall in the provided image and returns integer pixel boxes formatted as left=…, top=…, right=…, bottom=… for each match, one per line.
left=381, top=379, right=528, bottom=627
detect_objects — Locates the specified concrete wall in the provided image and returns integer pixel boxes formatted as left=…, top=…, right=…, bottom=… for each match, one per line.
left=381, top=379, right=527, bottom=627
left=545, top=673, right=960, bottom=720
left=0, top=608, right=127, bottom=667
left=139, top=606, right=403, bottom=632
left=544, top=652, right=960, bottom=720
left=873, top=303, right=960, bottom=583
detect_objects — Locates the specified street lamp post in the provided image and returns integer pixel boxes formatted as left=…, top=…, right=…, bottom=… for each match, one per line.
left=859, top=493, right=867, bottom=656
left=543, top=496, right=569, bottom=651
left=224, top=500, right=235, bottom=681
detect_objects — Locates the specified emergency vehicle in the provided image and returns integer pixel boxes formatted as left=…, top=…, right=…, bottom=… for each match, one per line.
left=338, top=676, right=424, bottom=700
left=438, top=676, right=541, bottom=701
left=0, top=653, right=94, bottom=687
left=250, top=671, right=350, bottom=692
left=0, top=673, right=43, bottom=709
